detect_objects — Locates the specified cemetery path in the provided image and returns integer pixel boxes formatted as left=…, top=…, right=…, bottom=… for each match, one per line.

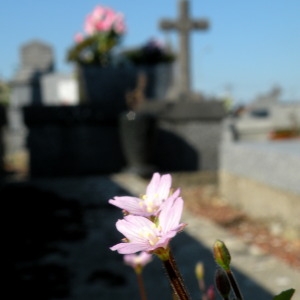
left=4, top=165, right=300, bottom=272
left=182, top=186, right=300, bottom=271
left=2, top=172, right=300, bottom=299
left=113, top=172, right=300, bottom=299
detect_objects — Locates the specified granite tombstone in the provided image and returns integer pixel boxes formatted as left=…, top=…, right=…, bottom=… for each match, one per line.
left=6, top=40, right=54, bottom=157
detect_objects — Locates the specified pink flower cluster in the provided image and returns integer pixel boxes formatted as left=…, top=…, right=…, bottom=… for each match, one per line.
left=75, top=5, right=126, bottom=43
left=109, top=173, right=186, bottom=255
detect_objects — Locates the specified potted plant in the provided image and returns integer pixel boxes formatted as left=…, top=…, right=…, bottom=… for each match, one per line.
left=66, top=4, right=136, bottom=113
left=117, top=38, right=177, bottom=178
left=122, top=38, right=176, bottom=100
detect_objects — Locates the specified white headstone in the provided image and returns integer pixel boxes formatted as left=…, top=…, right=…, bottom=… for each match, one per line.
left=41, top=73, right=79, bottom=105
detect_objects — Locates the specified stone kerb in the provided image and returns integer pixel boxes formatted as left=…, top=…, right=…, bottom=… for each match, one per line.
left=219, top=139, right=300, bottom=238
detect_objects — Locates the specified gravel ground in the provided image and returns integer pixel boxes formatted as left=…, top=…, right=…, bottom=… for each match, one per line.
left=174, top=176, right=300, bottom=272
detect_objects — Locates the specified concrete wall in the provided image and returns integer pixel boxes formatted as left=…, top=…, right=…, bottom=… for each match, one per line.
left=219, top=134, right=300, bottom=238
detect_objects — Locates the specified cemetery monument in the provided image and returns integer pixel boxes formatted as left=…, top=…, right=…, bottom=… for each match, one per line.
left=18, top=2, right=225, bottom=178
left=159, top=0, right=209, bottom=101
left=5, top=40, right=54, bottom=157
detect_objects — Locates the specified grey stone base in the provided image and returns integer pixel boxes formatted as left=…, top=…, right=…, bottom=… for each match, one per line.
left=219, top=170, right=300, bottom=239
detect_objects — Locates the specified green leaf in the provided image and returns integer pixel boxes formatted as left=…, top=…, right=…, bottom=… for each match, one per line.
left=273, top=288, right=295, bottom=300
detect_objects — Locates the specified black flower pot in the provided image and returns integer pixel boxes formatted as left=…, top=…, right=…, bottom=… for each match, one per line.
left=77, top=65, right=137, bottom=115
left=136, top=63, right=174, bottom=100
left=119, top=111, right=157, bottom=178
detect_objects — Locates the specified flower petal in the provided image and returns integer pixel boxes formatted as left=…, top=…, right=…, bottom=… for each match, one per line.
left=109, top=196, right=144, bottom=214
left=110, top=242, right=149, bottom=254
left=159, top=196, right=184, bottom=233
left=146, top=172, right=161, bottom=195
left=115, top=215, right=155, bottom=241
left=156, top=174, right=172, bottom=199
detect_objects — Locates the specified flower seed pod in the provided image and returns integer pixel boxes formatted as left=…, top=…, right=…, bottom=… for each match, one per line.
left=213, top=240, right=231, bottom=271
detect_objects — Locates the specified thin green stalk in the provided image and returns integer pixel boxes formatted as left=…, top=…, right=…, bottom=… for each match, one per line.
left=226, top=270, right=243, bottom=300
left=169, top=248, right=186, bottom=286
left=162, top=258, right=191, bottom=300
left=135, top=271, right=148, bottom=300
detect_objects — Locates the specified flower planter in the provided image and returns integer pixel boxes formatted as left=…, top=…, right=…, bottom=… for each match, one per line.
left=119, top=111, right=157, bottom=178
left=77, top=65, right=137, bottom=115
left=136, top=63, right=174, bottom=100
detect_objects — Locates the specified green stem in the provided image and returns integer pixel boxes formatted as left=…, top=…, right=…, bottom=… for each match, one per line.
left=198, top=279, right=206, bottom=293
left=226, top=270, right=243, bottom=300
left=169, top=248, right=186, bottom=286
left=136, top=271, right=148, bottom=300
left=162, top=258, right=191, bottom=300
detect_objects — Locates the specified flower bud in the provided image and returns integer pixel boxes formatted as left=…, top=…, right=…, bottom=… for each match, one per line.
left=213, top=240, right=231, bottom=271
left=206, top=284, right=216, bottom=300
left=215, top=268, right=231, bottom=298
left=195, top=261, right=205, bottom=280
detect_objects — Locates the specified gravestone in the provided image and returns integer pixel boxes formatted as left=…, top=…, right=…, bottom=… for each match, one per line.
left=226, top=100, right=300, bottom=142
left=250, top=86, right=281, bottom=112
left=23, top=105, right=126, bottom=177
left=23, top=101, right=226, bottom=178
left=41, top=73, right=79, bottom=105
left=115, top=1, right=222, bottom=176
left=21, top=6, right=225, bottom=177
left=150, top=0, right=223, bottom=171
left=159, top=0, right=209, bottom=100
left=11, top=39, right=54, bottom=106
left=140, top=100, right=226, bottom=171
left=6, top=40, right=54, bottom=156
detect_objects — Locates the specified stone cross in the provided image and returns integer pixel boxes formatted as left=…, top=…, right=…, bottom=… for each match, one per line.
left=159, top=0, right=209, bottom=100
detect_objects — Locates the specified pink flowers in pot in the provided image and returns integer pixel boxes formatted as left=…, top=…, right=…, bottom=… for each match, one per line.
left=67, top=4, right=126, bottom=66
left=84, top=5, right=126, bottom=36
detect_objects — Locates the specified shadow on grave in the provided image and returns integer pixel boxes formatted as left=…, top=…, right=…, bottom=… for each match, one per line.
left=153, top=127, right=200, bottom=172
left=1, top=178, right=273, bottom=300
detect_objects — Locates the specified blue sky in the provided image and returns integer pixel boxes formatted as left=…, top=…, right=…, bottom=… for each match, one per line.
left=1, top=0, right=300, bottom=104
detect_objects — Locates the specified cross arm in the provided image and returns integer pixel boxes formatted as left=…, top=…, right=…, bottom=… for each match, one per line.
left=159, top=19, right=178, bottom=31
left=159, top=18, right=209, bottom=31
left=191, top=19, right=209, bottom=30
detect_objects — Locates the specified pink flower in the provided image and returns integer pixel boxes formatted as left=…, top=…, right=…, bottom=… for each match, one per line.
left=84, top=5, right=126, bottom=34
left=91, top=5, right=106, bottom=20
left=123, top=251, right=152, bottom=269
left=112, top=13, right=126, bottom=34
left=110, top=196, right=186, bottom=254
left=109, top=172, right=180, bottom=217
left=84, top=14, right=96, bottom=35
left=206, top=285, right=216, bottom=300
left=74, top=33, right=84, bottom=43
